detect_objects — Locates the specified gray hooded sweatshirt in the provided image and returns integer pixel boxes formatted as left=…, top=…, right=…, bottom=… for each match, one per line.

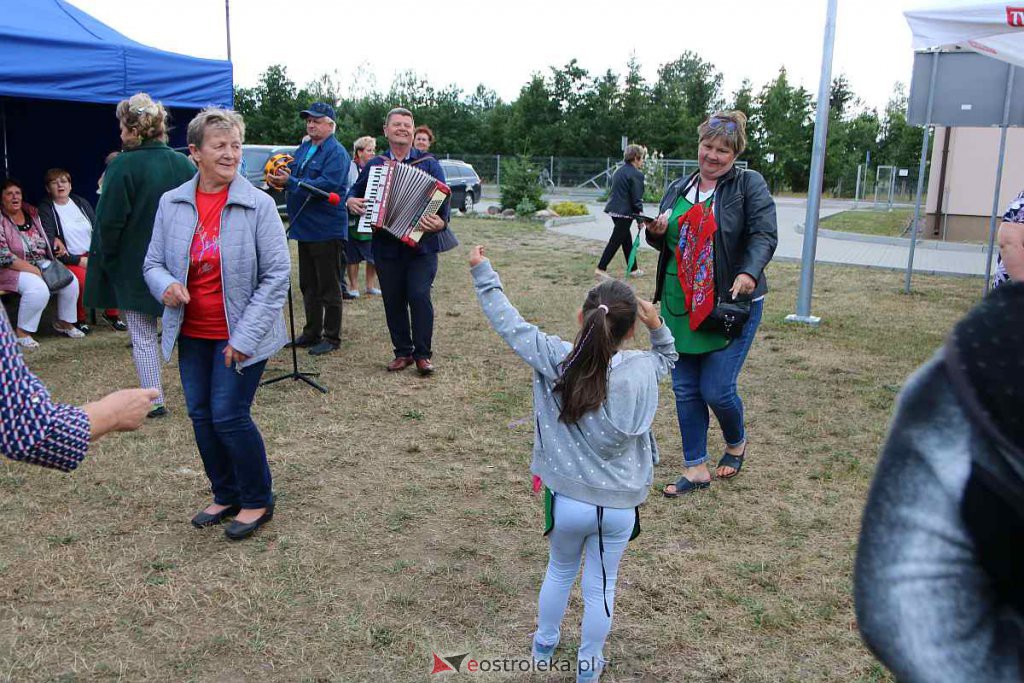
left=473, top=260, right=678, bottom=508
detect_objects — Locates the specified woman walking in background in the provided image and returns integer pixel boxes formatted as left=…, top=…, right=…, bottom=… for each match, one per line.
left=86, top=93, right=196, bottom=418
left=596, top=144, right=647, bottom=279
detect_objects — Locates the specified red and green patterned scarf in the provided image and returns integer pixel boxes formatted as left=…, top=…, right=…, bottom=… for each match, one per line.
left=674, top=201, right=717, bottom=330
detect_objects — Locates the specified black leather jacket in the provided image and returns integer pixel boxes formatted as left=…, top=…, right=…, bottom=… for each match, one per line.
left=37, top=194, right=97, bottom=266
left=645, top=166, right=777, bottom=302
left=603, top=163, right=645, bottom=216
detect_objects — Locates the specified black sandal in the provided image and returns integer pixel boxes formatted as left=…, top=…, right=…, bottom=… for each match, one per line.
left=662, top=476, right=711, bottom=498
left=716, top=451, right=745, bottom=479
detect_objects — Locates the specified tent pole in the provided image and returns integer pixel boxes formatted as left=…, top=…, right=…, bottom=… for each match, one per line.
left=1, top=99, right=7, bottom=179
left=225, top=0, right=232, bottom=62
left=984, top=65, right=1014, bottom=294
left=904, top=51, right=939, bottom=293
left=785, top=0, right=838, bottom=327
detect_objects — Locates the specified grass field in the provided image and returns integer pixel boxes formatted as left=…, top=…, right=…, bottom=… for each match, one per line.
left=819, top=209, right=914, bottom=238
left=0, top=217, right=981, bottom=681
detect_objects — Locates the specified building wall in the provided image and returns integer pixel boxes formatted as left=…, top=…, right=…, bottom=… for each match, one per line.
left=925, top=126, right=1024, bottom=240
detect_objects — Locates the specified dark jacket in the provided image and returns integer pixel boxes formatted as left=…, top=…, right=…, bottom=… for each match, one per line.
left=285, top=135, right=350, bottom=242
left=646, top=167, right=777, bottom=303
left=37, top=194, right=96, bottom=265
left=85, top=140, right=196, bottom=316
left=603, top=163, right=645, bottom=217
left=348, top=147, right=458, bottom=258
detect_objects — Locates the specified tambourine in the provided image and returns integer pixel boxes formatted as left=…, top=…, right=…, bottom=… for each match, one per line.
left=263, top=153, right=294, bottom=183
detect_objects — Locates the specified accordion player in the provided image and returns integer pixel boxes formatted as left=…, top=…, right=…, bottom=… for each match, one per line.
left=356, top=159, right=451, bottom=247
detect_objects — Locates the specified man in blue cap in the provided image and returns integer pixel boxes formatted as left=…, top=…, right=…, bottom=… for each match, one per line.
left=268, top=102, right=351, bottom=356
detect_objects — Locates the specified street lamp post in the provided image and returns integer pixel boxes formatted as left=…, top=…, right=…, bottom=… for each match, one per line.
left=786, top=0, right=839, bottom=327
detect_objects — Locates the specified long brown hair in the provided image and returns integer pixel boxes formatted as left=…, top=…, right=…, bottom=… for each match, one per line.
left=554, top=279, right=638, bottom=424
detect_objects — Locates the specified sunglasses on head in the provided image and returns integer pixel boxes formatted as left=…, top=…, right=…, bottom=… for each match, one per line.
left=708, top=117, right=738, bottom=132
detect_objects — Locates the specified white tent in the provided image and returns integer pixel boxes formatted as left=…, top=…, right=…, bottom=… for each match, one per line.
left=906, top=2, right=1024, bottom=65
left=902, top=1, right=1024, bottom=290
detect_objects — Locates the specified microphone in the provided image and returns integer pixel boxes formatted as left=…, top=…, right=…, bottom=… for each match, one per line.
left=296, top=181, right=341, bottom=205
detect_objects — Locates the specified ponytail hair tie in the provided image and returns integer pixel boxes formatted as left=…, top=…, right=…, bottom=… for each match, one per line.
left=597, top=304, right=609, bottom=314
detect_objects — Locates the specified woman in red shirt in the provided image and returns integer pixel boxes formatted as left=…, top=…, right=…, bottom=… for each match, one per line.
left=144, top=108, right=290, bottom=541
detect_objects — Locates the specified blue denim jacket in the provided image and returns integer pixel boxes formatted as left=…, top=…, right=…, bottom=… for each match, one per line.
left=285, top=135, right=351, bottom=242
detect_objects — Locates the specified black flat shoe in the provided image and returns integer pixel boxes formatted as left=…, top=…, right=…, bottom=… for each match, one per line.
left=285, top=334, right=319, bottom=349
left=224, top=507, right=274, bottom=541
left=147, top=406, right=167, bottom=419
left=191, top=504, right=240, bottom=528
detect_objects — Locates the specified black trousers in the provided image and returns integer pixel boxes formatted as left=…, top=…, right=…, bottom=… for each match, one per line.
left=597, top=216, right=639, bottom=271
left=375, top=249, right=438, bottom=360
left=298, top=239, right=345, bottom=344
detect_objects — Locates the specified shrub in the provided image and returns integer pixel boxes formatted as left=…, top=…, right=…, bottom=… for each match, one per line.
left=642, top=149, right=666, bottom=203
left=500, top=156, right=547, bottom=211
left=515, top=198, right=538, bottom=216
left=551, top=201, right=588, bottom=217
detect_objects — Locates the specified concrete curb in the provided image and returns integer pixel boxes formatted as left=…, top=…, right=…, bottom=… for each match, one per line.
left=546, top=214, right=596, bottom=228
left=795, top=223, right=989, bottom=253
left=771, top=254, right=985, bottom=279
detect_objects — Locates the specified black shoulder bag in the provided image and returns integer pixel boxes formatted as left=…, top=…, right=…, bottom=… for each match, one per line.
left=694, top=172, right=751, bottom=339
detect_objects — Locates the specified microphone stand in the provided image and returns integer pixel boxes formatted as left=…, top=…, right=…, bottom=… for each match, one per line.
left=260, top=194, right=328, bottom=393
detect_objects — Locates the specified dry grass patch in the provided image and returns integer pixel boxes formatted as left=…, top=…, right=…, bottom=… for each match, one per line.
left=0, top=217, right=978, bottom=681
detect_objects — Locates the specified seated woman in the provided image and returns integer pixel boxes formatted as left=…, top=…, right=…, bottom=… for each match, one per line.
left=0, top=178, right=84, bottom=348
left=37, top=168, right=125, bottom=333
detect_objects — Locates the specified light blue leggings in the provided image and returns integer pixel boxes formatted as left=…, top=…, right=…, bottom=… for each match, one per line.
left=535, top=493, right=636, bottom=673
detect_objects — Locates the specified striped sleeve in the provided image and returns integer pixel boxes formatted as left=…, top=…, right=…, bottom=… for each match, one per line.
left=0, top=312, right=90, bottom=472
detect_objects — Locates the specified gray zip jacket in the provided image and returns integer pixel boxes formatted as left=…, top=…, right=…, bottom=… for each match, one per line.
left=144, top=174, right=290, bottom=368
left=473, top=260, right=678, bottom=508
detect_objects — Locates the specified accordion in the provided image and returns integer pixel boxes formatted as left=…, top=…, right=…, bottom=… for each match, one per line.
left=357, top=160, right=451, bottom=246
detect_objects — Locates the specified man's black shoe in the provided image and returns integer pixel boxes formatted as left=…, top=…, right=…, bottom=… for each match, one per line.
left=308, top=341, right=339, bottom=356
left=286, top=334, right=319, bottom=348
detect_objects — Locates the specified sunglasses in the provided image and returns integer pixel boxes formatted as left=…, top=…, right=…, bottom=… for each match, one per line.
left=708, top=117, right=738, bottom=132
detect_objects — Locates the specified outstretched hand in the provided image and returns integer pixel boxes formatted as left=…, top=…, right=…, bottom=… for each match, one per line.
left=469, top=245, right=487, bottom=267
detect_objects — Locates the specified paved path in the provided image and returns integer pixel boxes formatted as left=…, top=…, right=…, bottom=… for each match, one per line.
left=534, top=196, right=994, bottom=278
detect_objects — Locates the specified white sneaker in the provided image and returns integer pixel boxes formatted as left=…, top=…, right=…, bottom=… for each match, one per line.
left=366, top=287, right=382, bottom=296
left=17, top=336, right=39, bottom=349
left=53, top=323, right=85, bottom=339
left=629, top=269, right=646, bottom=278
left=346, top=289, right=360, bottom=299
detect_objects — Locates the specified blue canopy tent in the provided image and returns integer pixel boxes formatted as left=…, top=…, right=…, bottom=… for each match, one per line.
left=0, top=0, right=232, bottom=204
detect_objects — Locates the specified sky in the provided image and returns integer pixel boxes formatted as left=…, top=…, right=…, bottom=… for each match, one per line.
left=67, top=0, right=940, bottom=113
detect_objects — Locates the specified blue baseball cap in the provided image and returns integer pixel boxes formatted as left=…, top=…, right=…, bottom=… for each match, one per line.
left=300, top=102, right=335, bottom=121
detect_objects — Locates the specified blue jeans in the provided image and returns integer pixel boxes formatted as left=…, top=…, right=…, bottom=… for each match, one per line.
left=535, top=494, right=635, bottom=674
left=178, top=336, right=273, bottom=509
left=670, top=298, right=764, bottom=467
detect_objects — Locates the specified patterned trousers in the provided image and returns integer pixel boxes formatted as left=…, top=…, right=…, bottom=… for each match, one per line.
left=122, top=310, right=163, bottom=406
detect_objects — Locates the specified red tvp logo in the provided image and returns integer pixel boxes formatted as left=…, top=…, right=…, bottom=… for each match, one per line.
left=1007, top=6, right=1024, bottom=26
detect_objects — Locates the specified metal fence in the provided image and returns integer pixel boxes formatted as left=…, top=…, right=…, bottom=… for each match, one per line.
left=830, top=163, right=924, bottom=206
left=442, top=154, right=746, bottom=195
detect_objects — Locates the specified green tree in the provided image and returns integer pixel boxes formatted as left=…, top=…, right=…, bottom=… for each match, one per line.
left=234, top=64, right=304, bottom=143
left=878, top=82, right=928, bottom=171
left=753, top=67, right=813, bottom=191
left=646, top=51, right=724, bottom=157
